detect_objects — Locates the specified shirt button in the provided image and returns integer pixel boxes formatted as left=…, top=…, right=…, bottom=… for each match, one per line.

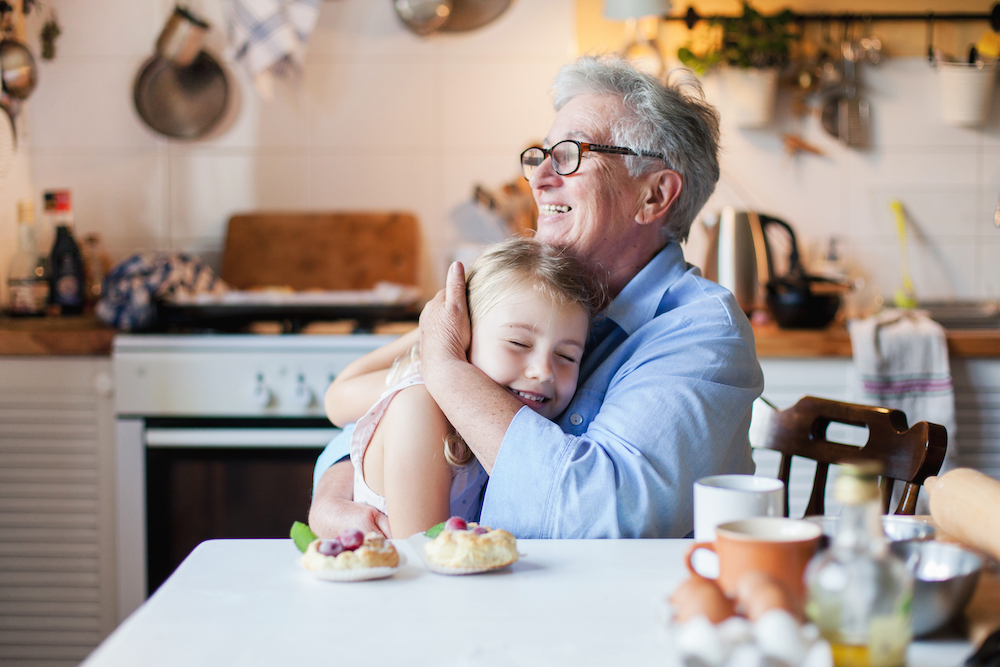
left=569, top=414, right=583, bottom=426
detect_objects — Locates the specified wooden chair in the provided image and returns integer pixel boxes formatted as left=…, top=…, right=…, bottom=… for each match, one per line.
left=758, top=396, right=948, bottom=517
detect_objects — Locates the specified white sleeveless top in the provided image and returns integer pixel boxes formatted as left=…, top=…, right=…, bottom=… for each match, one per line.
left=350, top=371, right=487, bottom=521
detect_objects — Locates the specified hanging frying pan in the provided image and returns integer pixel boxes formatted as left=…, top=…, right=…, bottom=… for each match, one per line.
left=134, top=6, right=230, bottom=140
left=133, top=51, right=229, bottom=140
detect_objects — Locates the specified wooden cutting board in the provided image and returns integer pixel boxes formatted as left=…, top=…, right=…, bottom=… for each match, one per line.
left=221, top=212, right=420, bottom=291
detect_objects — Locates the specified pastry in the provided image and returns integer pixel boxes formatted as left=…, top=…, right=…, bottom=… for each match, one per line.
left=301, top=530, right=399, bottom=571
left=424, top=516, right=518, bottom=570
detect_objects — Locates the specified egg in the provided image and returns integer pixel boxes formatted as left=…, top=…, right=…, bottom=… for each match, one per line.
left=675, top=615, right=729, bottom=666
left=734, top=571, right=799, bottom=621
left=753, top=608, right=809, bottom=666
left=669, top=575, right=737, bottom=624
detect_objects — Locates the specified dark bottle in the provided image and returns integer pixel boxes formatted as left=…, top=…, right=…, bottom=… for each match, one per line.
left=46, top=190, right=85, bottom=315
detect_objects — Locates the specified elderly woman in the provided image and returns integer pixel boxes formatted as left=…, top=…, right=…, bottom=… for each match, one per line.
left=310, top=54, right=763, bottom=539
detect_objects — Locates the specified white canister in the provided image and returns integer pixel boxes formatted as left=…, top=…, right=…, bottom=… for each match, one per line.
left=938, top=61, right=997, bottom=127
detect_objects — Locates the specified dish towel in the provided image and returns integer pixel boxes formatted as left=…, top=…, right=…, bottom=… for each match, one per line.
left=848, top=309, right=957, bottom=507
left=221, top=0, right=321, bottom=99
left=96, top=253, right=229, bottom=331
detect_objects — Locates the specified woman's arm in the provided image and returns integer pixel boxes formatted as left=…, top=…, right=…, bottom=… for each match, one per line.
left=325, top=327, right=419, bottom=427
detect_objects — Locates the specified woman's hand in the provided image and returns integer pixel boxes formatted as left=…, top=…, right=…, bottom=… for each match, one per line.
left=309, top=460, right=393, bottom=538
left=419, top=262, right=472, bottom=385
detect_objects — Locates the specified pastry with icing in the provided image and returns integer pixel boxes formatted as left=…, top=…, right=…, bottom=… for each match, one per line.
left=424, top=516, right=518, bottom=570
left=301, top=530, right=399, bottom=571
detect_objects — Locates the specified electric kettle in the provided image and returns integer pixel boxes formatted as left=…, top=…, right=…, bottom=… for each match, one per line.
left=703, top=207, right=847, bottom=328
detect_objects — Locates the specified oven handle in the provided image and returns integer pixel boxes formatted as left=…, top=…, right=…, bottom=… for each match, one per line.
left=144, top=427, right=341, bottom=449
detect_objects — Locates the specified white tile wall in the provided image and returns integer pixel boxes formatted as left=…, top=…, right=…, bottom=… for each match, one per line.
left=2, top=0, right=1000, bottom=308
left=686, top=57, right=1000, bottom=308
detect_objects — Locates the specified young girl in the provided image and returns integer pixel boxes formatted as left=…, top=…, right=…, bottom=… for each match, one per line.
left=325, top=237, right=606, bottom=538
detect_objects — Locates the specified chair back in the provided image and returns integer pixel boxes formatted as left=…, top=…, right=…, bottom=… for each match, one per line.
left=760, top=395, right=947, bottom=516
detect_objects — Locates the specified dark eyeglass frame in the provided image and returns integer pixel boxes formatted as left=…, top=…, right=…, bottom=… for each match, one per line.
left=520, top=140, right=671, bottom=179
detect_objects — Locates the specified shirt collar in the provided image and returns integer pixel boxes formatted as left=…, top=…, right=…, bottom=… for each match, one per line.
left=602, top=243, right=688, bottom=336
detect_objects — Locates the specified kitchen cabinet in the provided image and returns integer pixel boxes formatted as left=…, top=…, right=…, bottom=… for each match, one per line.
left=0, top=358, right=117, bottom=666
left=757, top=357, right=1000, bottom=516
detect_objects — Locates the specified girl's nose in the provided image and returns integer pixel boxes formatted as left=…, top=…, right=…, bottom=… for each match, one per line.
left=526, top=354, right=555, bottom=382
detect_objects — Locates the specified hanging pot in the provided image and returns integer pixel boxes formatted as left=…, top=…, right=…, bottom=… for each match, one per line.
left=0, top=36, right=37, bottom=100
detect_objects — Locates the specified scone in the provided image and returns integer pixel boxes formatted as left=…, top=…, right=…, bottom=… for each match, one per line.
left=425, top=517, right=518, bottom=570
left=301, top=530, right=399, bottom=571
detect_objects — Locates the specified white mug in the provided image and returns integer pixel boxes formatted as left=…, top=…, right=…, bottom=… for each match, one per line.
left=693, top=474, right=785, bottom=541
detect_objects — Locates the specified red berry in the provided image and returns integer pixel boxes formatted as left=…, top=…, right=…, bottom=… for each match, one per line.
left=339, top=529, right=365, bottom=551
left=471, top=526, right=488, bottom=535
left=444, top=516, right=468, bottom=531
left=318, top=539, right=344, bottom=557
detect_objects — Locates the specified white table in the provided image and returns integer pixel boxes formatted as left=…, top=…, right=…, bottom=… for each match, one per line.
left=81, top=539, right=973, bottom=667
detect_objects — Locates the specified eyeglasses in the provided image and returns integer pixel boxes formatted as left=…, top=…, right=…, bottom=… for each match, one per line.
left=520, top=140, right=670, bottom=180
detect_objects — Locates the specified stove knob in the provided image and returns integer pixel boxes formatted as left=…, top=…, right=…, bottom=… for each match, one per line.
left=250, top=374, right=273, bottom=409
left=291, top=374, right=314, bottom=408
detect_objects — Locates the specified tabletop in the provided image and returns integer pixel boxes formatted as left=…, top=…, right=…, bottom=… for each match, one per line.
left=81, top=538, right=974, bottom=667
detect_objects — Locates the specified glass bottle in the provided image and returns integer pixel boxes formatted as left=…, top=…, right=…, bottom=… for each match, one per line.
left=81, top=233, right=111, bottom=309
left=6, top=200, right=50, bottom=316
left=805, top=462, right=914, bottom=667
left=46, top=190, right=85, bottom=315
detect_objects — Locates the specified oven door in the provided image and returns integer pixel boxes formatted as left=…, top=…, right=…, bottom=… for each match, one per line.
left=116, top=417, right=338, bottom=617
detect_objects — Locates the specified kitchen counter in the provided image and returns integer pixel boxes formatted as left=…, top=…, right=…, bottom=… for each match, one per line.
left=0, top=314, right=116, bottom=356
left=2, top=316, right=997, bottom=359
left=753, top=322, right=1000, bottom=358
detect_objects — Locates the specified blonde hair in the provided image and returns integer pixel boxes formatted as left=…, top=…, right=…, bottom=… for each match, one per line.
left=388, top=237, right=607, bottom=467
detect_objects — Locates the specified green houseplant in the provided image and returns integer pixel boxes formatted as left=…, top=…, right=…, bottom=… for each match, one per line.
left=677, top=1, right=796, bottom=74
left=677, top=2, right=797, bottom=127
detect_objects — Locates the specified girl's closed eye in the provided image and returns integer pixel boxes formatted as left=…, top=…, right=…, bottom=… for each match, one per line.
left=507, top=339, right=531, bottom=349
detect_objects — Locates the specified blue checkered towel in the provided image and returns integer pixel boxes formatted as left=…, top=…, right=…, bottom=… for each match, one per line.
left=96, top=253, right=228, bottom=331
left=222, top=0, right=321, bottom=98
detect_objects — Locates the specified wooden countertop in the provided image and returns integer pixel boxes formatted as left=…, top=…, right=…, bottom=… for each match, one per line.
left=753, top=322, right=1000, bottom=358
left=0, top=314, right=116, bottom=356
left=1, top=316, right=998, bottom=359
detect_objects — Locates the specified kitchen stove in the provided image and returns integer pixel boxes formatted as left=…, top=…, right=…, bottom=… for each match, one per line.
left=113, top=332, right=399, bottom=621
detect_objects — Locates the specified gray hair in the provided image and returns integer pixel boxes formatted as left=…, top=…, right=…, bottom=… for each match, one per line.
left=551, top=54, right=721, bottom=243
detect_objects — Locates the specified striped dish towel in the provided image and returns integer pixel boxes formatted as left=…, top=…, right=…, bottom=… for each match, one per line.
left=848, top=309, right=957, bottom=496
left=222, top=0, right=321, bottom=99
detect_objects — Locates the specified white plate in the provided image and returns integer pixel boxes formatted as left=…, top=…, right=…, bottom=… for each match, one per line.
left=406, top=533, right=517, bottom=575
left=301, top=551, right=406, bottom=582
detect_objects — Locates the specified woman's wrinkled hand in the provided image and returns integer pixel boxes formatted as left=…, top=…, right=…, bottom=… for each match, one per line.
left=419, top=262, right=472, bottom=384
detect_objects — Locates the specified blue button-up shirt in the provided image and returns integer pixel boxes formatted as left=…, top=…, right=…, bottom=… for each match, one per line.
left=481, top=242, right=762, bottom=538
left=314, top=243, right=762, bottom=538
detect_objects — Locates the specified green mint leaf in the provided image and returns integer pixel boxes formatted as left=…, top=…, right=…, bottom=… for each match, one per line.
left=424, top=522, right=445, bottom=538
left=291, top=521, right=317, bottom=553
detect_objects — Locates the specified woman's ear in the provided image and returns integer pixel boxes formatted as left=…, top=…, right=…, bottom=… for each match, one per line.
left=635, top=169, right=682, bottom=226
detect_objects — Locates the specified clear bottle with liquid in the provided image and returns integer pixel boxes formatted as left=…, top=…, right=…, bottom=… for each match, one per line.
left=81, top=233, right=111, bottom=310
left=45, top=190, right=85, bottom=315
left=6, top=200, right=50, bottom=316
left=805, top=462, right=914, bottom=667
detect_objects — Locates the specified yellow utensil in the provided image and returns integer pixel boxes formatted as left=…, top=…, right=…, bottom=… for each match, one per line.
left=976, top=30, right=1000, bottom=60
left=890, top=200, right=917, bottom=309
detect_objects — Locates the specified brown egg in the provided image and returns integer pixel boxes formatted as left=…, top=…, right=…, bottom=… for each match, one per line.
left=734, top=571, right=800, bottom=621
left=669, top=575, right=737, bottom=624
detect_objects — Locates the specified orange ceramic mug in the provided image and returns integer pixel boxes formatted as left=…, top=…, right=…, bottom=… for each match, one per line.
left=685, top=517, right=822, bottom=607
